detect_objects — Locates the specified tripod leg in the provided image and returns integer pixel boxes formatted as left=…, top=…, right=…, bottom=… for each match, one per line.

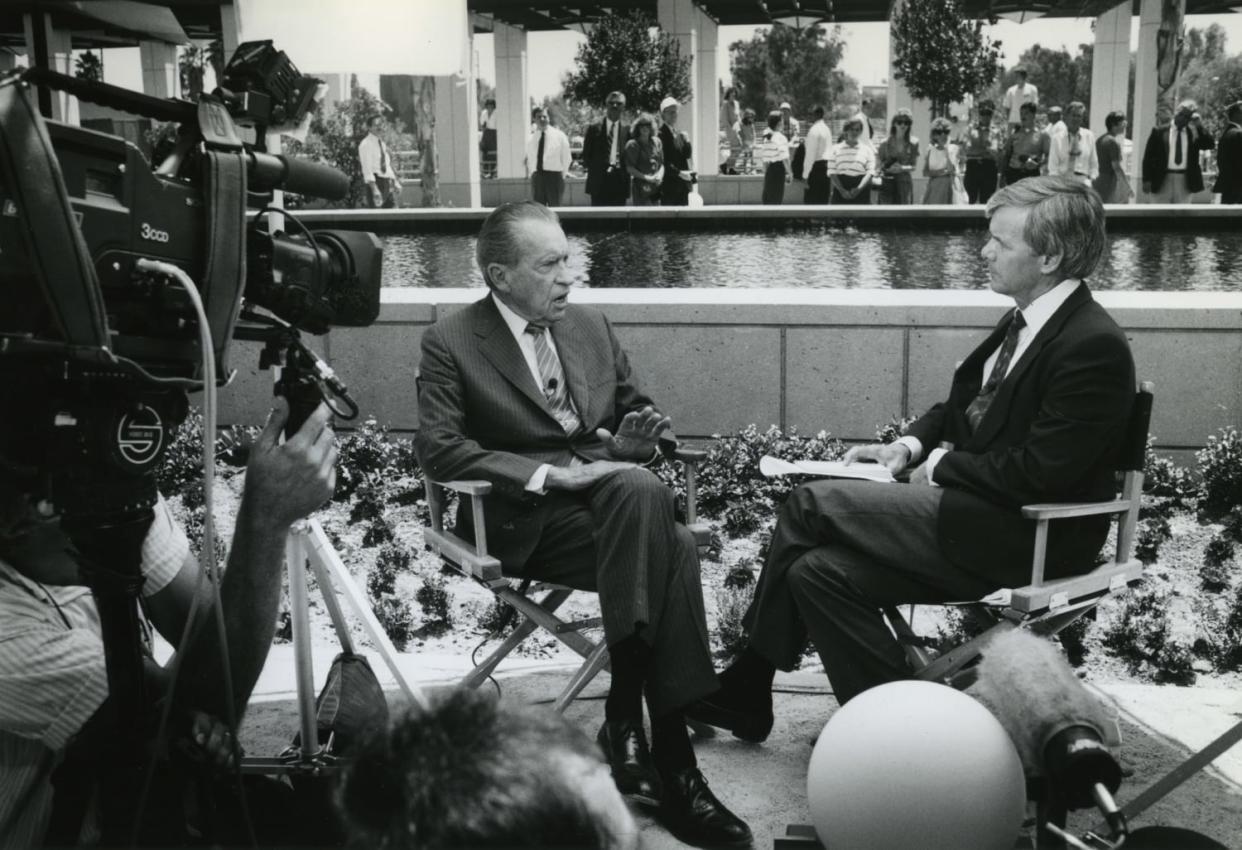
left=304, top=535, right=356, bottom=654
left=304, top=520, right=430, bottom=711
left=287, top=527, right=322, bottom=758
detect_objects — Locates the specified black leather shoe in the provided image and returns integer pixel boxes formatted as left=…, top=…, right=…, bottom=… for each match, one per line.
left=657, top=767, right=753, bottom=848
left=597, top=720, right=662, bottom=807
left=684, top=688, right=774, bottom=744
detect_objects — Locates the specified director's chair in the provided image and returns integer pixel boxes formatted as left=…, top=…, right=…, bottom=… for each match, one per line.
left=422, top=447, right=711, bottom=713
left=884, top=381, right=1154, bottom=689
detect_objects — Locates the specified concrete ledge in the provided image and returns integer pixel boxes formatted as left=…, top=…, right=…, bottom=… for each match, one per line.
left=216, top=288, right=1242, bottom=459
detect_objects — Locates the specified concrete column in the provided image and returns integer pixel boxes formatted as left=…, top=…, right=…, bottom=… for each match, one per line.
left=139, top=40, right=178, bottom=98
left=433, top=37, right=481, bottom=208
left=0, top=49, right=17, bottom=72
left=315, top=73, right=352, bottom=113
left=220, top=0, right=242, bottom=62
left=1091, top=2, right=1131, bottom=136
left=692, top=7, right=719, bottom=176
left=493, top=21, right=528, bottom=180
left=657, top=0, right=699, bottom=156
left=1133, top=0, right=1185, bottom=198
left=22, top=13, right=77, bottom=123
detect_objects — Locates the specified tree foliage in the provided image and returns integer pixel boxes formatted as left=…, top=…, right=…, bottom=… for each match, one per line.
left=728, top=24, right=853, bottom=118
left=562, top=11, right=691, bottom=113
left=74, top=51, right=102, bottom=82
left=891, top=0, right=1001, bottom=118
left=1177, top=26, right=1242, bottom=138
left=1012, top=43, right=1093, bottom=114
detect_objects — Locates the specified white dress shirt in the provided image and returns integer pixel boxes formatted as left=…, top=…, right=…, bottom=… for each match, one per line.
left=358, top=132, right=398, bottom=183
left=606, top=118, right=621, bottom=166
left=1004, top=83, right=1039, bottom=124
left=1166, top=124, right=1191, bottom=171
left=1047, top=127, right=1098, bottom=181
left=898, top=279, right=1082, bottom=484
left=525, top=126, right=572, bottom=173
left=803, top=120, right=833, bottom=166
left=491, top=294, right=582, bottom=493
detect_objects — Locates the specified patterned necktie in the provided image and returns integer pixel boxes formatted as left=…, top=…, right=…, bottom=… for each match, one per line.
left=526, top=324, right=581, bottom=435
left=537, top=131, right=546, bottom=172
left=965, top=310, right=1026, bottom=433
left=1174, top=128, right=1183, bottom=166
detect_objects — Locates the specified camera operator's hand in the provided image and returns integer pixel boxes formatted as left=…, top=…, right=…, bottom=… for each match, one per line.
left=184, top=710, right=240, bottom=771
left=241, top=398, right=337, bottom=531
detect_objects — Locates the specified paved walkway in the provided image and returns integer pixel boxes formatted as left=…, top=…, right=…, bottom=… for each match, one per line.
left=243, top=647, right=1242, bottom=849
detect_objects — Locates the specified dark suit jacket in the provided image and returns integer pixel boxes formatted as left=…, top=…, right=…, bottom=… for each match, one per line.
left=659, top=124, right=693, bottom=206
left=1214, top=122, right=1242, bottom=201
left=415, top=297, right=669, bottom=568
left=904, top=284, right=1136, bottom=582
left=582, top=117, right=630, bottom=197
left=1142, top=123, right=1215, bottom=194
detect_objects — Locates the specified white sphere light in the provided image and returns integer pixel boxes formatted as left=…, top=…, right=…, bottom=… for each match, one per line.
left=807, top=680, right=1027, bottom=850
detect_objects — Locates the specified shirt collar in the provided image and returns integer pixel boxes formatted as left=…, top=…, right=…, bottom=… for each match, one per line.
left=492, top=292, right=538, bottom=340
left=1019, top=279, right=1081, bottom=334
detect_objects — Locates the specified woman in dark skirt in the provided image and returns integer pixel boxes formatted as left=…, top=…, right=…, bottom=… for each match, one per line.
left=761, top=110, right=791, bottom=205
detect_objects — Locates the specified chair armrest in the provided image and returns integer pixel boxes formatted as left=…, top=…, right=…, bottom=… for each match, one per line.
left=1021, top=499, right=1131, bottom=520
left=672, top=447, right=708, bottom=464
left=431, top=479, right=493, bottom=497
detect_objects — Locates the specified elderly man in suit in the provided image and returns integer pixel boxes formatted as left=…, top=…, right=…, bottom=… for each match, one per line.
left=687, top=176, right=1136, bottom=741
left=582, top=91, right=631, bottom=206
left=1214, top=100, right=1242, bottom=204
left=415, top=202, right=750, bottom=849
left=1142, top=99, right=1216, bottom=203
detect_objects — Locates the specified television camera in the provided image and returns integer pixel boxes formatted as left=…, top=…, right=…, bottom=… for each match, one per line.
left=0, top=41, right=382, bottom=843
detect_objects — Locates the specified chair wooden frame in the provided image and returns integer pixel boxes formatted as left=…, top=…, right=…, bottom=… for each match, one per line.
left=885, top=382, right=1155, bottom=687
left=423, top=448, right=710, bottom=713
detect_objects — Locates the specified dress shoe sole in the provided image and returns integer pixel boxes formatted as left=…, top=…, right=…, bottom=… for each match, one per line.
left=623, top=790, right=662, bottom=810
left=686, top=700, right=773, bottom=744
left=658, top=816, right=754, bottom=849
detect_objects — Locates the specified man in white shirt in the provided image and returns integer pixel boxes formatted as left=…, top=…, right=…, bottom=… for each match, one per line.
left=687, top=175, right=1134, bottom=730
left=802, top=105, right=833, bottom=204
left=1003, top=68, right=1039, bottom=128
left=1045, top=102, right=1097, bottom=184
left=357, top=115, right=402, bottom=208
left=525, top=107, right=572, bottom=206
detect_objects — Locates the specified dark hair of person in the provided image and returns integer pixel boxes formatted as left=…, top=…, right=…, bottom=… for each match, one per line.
left=766, top=110, right=781, bottom=131
left=1105, top=110, right=1127, bottom=133
left=1020, top=101, right=1038, bottom=117
left=812, top=105, right=825, bottom=120
left=475, top=202, right=560, bottom=290
left=337, top=689, right=609, bottom=850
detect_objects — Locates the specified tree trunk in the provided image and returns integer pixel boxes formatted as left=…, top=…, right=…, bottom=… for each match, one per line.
left=414, top=76, right=439, bottom=208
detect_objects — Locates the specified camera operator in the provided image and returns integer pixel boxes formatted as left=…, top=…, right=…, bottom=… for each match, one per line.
left=0, top=396, right=337, bottom=848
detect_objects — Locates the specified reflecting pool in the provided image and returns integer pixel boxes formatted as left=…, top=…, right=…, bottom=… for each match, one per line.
left=380, top=224, right=1242, bottom=291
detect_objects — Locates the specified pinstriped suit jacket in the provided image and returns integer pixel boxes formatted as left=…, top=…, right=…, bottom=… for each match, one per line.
left=415, top=296, right=669, bottom=567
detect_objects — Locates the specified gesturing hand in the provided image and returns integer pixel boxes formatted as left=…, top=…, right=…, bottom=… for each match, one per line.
left=596, top=406, right=671, bottom=462
left=242, top=398, right=338, bottom=531
left=842, top=442, right=912, bottom=477
left=545, top=461, right=638, bottom=491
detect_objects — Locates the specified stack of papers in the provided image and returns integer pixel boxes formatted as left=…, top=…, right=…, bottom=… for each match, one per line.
left=758, top=455, right=896, bottom=483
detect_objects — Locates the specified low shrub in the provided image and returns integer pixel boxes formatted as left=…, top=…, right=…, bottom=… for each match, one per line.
left=373, top=595, right=416, bottom=650
left=1143, top=437, right=1196, bottom=507
left=1222, top=506, right=1242, bottom=546
left=336, top=417, right=405, bottom=500
left=714, top=585, right=754, bottom=662
left=472, top=596, right=518, bottom=637
left=1057, top=617, right=1092, bottom=667
left=368, top=543, right=412, bottom=599
left=415, top=574, right=454, bottom=636
left=1103, top=586, right=1196, bottom=683
left=1200, top=534, right=1235, bottom=592
left=1219, top=585, right=1242, bottom=671
left=349, top=480, right=388, bottom=525
left=158, top=414, right=207, bottom=498
left=1134, top=515, right=1172, bottom=564
left=875, top=415, right=918, bottom=445
left=1197, top=427, right=1242, bottom=521
left=723, top=562, right=757, bottom=590
left=362, top=518, right=395, bottom=548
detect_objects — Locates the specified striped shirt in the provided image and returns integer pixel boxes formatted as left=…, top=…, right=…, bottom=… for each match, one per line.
left=826, top=141, right=876, bottom=178
left=0, top=496, right=188, bottom=849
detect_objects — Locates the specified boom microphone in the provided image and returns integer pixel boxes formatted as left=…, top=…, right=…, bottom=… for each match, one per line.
left=249, top=152, right=351, bottom=200
left=967, top=630, right=1123, bottom=809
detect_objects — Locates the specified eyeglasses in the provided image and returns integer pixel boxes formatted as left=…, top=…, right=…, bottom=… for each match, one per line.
left=607, top=102, right=624, bottom=108
left=894, top=119, right=912, bottom=125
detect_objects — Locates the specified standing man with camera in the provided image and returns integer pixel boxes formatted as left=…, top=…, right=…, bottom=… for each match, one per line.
left=1142, top=99, right=1216, bottom=203
left=658, top=97, right=695, bottom=207
left=0, top=397, right=338, bottom=847
left=358, top=115, right=402, bottom=208
left=582, top=92, right=631, bottom=206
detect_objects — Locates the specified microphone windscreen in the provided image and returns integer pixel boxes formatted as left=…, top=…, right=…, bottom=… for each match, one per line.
left=967, top=630, right=1119, bottom=775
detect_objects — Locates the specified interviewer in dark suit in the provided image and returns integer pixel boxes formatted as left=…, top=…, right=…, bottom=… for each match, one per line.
left=1214, top=100, right=1242, bottom=204
left=582, top=91, right=631, bottom=206
left=687, top=176, right=1136, bottom=741
left=415, top=202, right=750, bottom=848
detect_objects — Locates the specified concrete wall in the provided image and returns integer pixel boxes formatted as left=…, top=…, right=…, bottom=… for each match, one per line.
left=216, top=289, right=1242, bottom=465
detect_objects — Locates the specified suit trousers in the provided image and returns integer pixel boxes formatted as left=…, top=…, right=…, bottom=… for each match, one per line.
left=590, top=167, right=630, bottom=206
left=804, top=161, right=830, bottom=204
left=511, top=467, right=718, bottom=716
left=1149, top=171, right=1192, bottom=203
left=531, top=170, right=565, bottom=206
left=742, top=480, right=1004, bottom=705
left=964, top=159, right=998, bottom=204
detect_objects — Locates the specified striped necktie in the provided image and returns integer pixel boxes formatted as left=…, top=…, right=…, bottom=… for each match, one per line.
left=965, top=310, right=1026, bottom=433
left=526, top=324, right=581, bottom=434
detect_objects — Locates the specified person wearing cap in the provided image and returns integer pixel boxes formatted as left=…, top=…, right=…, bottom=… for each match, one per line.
left=1214, top=100, right=1242, bottom=204
left=525, top=106, right=572, bottom=206
left=658, top=96, right=695, bottom=206
left=959, top=101, right=1001, bottom=203
left=1046, top=103, right=1097, bottom=186
left=1003, top=68, right=1039, bottom=129
left=778, top=101, right=800, bottom=144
